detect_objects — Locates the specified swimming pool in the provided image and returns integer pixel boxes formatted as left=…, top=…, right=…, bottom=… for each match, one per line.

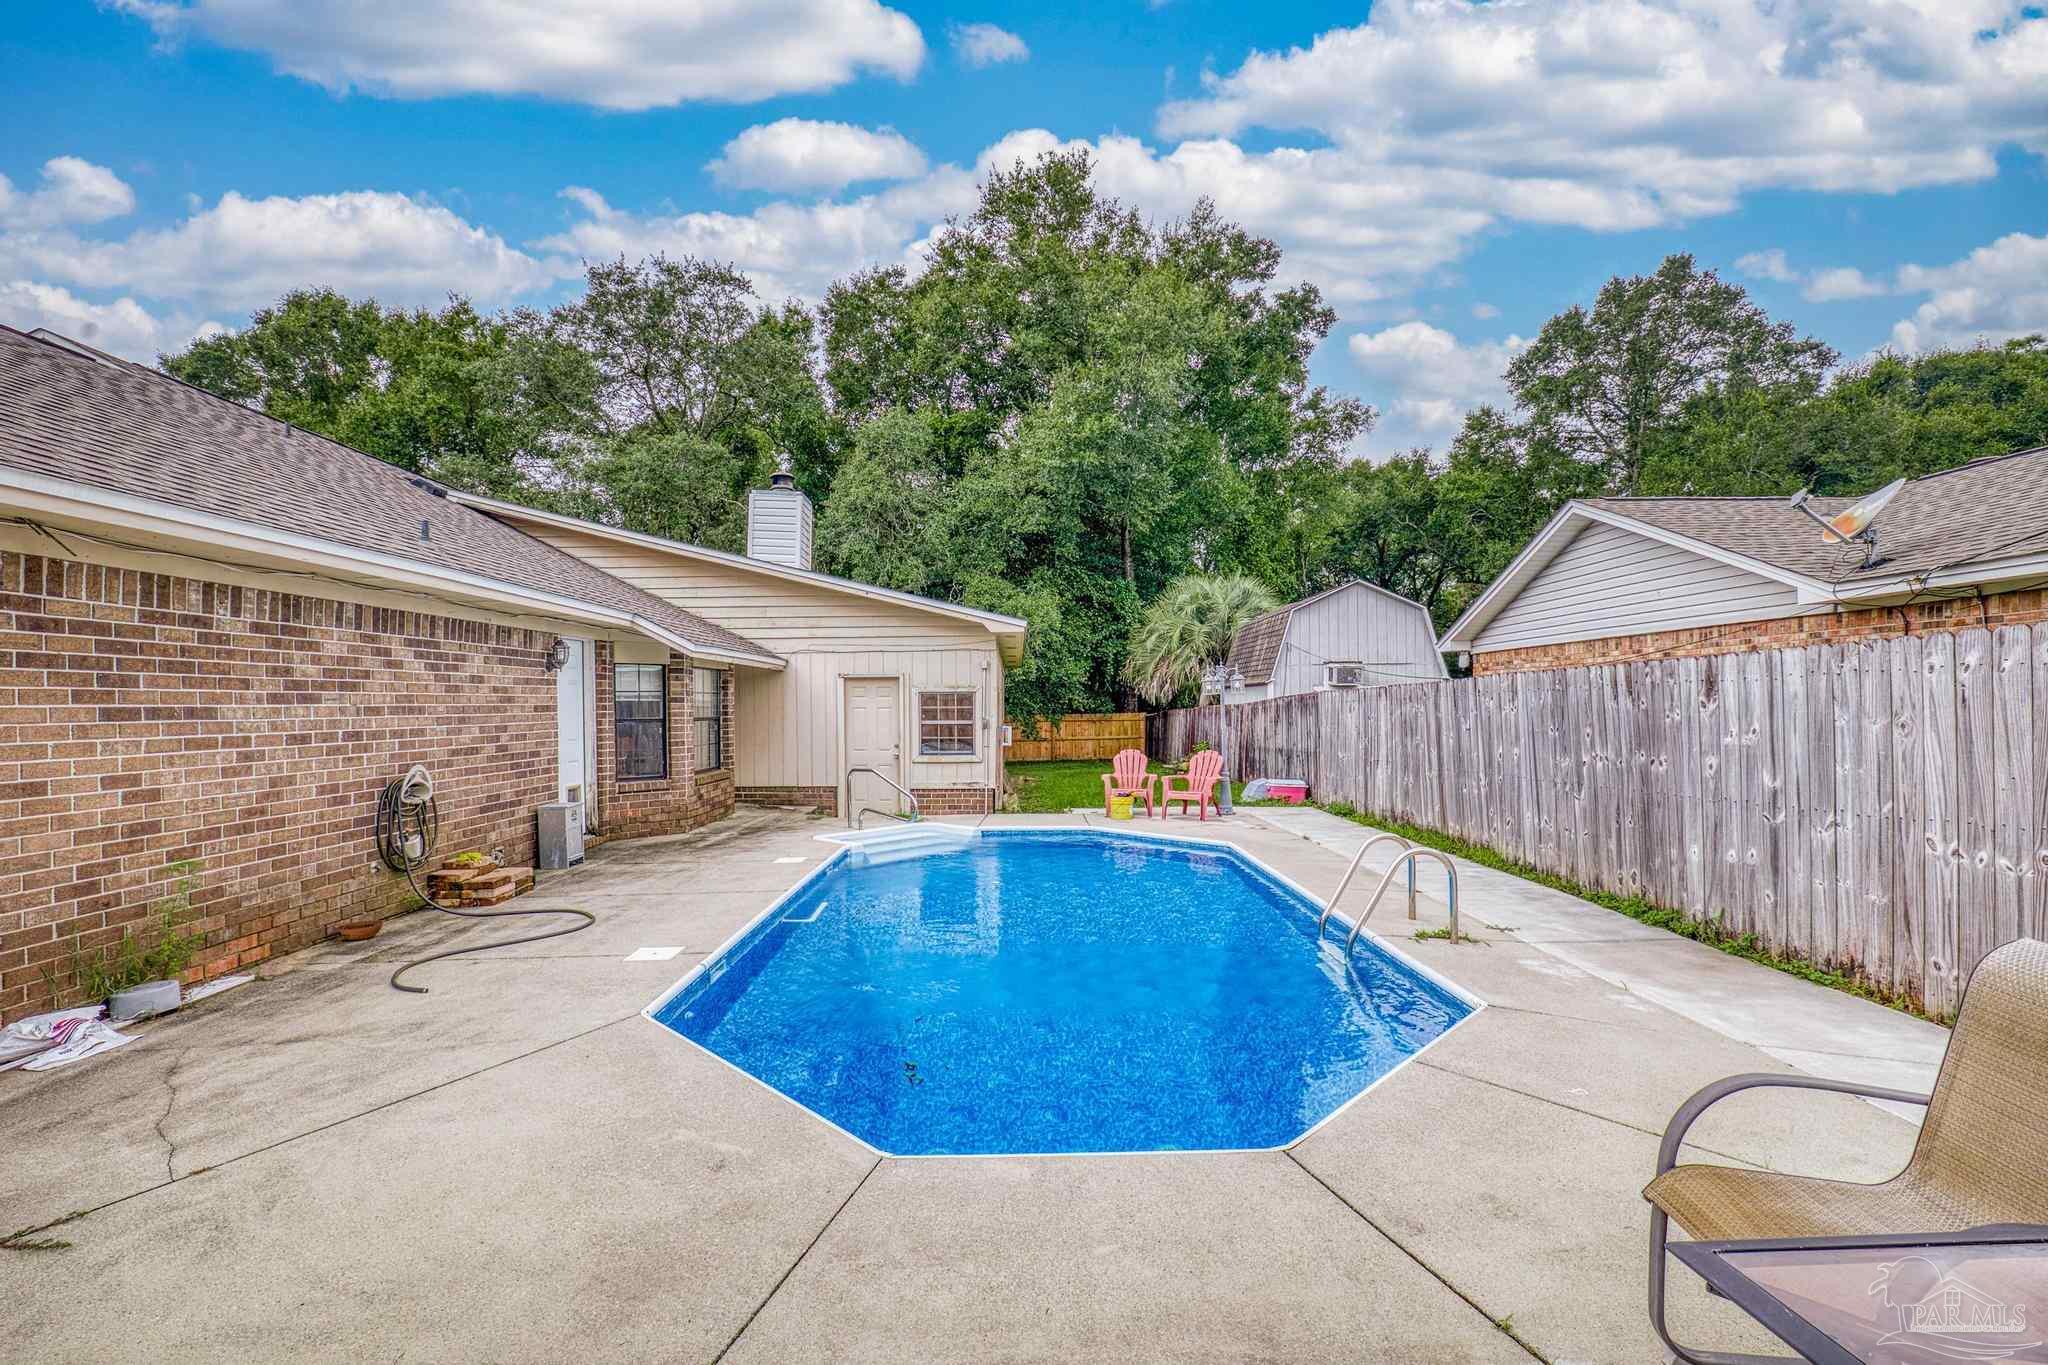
left=647, top=829, right=1477, bottom=1156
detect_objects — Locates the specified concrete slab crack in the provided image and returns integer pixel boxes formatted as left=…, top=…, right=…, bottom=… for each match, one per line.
left=152, top=1048, right=190, bottom=1182
left=1285, top=1151, right=1549, bottom=1363
left=712, top=1156, right=883, bottom=1363
left=67, top=1013, right=642, bottom=1226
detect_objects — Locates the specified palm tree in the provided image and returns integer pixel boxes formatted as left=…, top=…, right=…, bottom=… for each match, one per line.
left=1123, top=574, right=1278, bottom=705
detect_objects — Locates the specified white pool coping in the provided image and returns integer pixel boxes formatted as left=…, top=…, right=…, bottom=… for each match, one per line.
left=638, top=824, right=1488, bottom=1161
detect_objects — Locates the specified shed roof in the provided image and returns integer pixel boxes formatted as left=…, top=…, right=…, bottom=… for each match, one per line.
left=0, top=326, right=780, bottom=666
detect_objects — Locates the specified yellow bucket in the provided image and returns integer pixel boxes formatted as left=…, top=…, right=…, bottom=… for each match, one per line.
left=1108, top=794, right=1135, bottom=820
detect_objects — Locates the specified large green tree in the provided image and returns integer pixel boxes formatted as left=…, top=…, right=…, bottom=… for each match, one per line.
left=818, top=150, right=1370, bottom=711
left=1506, top=253, right=1837, bottom=494
left=544, top=256, right=836, bottom=551
left=161, top=289, right=597, bottom=496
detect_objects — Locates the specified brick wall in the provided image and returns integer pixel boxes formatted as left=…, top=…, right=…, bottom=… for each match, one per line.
left=592, top=646, right=734, bottom=840
left=736, top=784, right=995, bottom=817
left=737, top=785, right=838, bottom=815
left=0, top=549, right=734, bottom=1023
left=1472, top=586, right=2048, bottom=676
left=911, top=786, right=997, bottom=816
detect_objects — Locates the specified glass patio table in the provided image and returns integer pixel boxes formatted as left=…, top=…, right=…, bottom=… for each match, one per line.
left=1668, top=1224, right=2048, bottom=1363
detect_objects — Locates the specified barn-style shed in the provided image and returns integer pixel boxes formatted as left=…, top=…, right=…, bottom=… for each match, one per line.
left=1222, top=580, right=1447, bottom=703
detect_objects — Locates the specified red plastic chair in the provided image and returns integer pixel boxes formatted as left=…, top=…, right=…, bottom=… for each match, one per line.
left=1160, top=750, right=1224, bottom=821
left=1101, top=748, right=1159, bottom=817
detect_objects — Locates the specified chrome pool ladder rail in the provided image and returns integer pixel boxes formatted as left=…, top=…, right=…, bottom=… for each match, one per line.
left=1318, top=838, right=1460, bottom=948
left=1316, top=833, right=1416, bottom=935
left=846, top=765, right=922, bottom=829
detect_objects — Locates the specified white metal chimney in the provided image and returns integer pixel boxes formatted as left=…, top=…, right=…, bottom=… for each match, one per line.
left=746, top=469, right=814, bottom=571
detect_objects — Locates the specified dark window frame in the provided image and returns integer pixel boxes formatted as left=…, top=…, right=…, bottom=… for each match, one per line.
left=614, top=663, right=668, bottom=782
left=692, top=667, right=724, bottom=774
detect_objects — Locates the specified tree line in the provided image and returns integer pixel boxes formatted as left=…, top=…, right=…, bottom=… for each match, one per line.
left=163, top=152, right=2048, bottom=717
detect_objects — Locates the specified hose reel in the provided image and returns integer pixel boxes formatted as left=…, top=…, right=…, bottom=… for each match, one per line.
left=374, top=765, right=593, bottom=994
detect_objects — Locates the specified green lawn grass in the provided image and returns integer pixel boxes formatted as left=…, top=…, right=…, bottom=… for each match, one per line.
left=1005, top=759, right=1247, bottom=814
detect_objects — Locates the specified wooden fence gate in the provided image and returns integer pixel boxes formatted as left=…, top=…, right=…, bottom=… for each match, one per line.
left=1146, top=626, right=2048, bottom=1017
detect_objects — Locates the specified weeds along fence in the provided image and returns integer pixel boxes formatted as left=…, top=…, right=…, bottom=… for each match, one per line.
left=1147, top=626, right=2048, bottom=1017
left=1007, top=712, right=1147, bottom=762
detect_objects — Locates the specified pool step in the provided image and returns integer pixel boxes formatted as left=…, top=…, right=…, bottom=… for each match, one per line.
left=814, top=822, right=977, bottom=863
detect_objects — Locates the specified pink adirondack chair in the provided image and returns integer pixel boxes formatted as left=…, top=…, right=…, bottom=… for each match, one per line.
left=1160, top=749, right=1225, bottom=821
left=1101, top=748, right=1159, bottom=817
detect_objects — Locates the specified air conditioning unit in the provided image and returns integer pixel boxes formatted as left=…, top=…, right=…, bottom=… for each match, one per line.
left=538, top=801, right=585, bottom=869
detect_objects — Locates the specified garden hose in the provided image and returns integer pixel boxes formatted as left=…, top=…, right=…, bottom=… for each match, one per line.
left=374, top=766, right=594, bottom=994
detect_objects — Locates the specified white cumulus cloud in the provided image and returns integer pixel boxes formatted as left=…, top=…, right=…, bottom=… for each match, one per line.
left=1348, top=321, right=1530, bottom=452
left=0, top=157, right=136, bottom=229
left=1, top=187, right=550, bottom=312
left=1159, top=1, right=2048, bottom=246
left=110, top=0, right=926, bottom=110
left=707, top=119, right=928, bottom=194
left=1889, top=231, right=2048, bottom=352
left=950, top=22, right=1029, bottom=68
left=1736, top=248, right=1888, bottom=302
left=0, top=281, right=218, bottom=361
left=537, top=173, right=978, bottom=305
left=1735, top=248, right=1799, bottom=284
left=1802, top=266, right=1886, bottom=303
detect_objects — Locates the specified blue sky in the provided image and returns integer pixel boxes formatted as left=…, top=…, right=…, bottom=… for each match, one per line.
left=3, top=1, right=2043, bottom=457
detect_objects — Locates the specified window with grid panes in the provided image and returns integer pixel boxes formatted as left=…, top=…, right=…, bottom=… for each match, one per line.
left=917, top=690, right=976, bottom=756
left=692, top=667, right=723, bottom=772
left=614, top=664, right=667, bottom=779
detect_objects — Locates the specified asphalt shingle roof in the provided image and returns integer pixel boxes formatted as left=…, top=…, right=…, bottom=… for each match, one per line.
left=0, top=326, right=777, bottom=663
left=1586, top=445, right=2048, bottom=587
left=1226, top=605, right=1293, bottom=685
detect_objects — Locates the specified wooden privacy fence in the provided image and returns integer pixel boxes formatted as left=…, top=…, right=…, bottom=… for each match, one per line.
left=1007, top=712, right=1146, bottom=763
left=1147, top=626, right=2048, bottom=1017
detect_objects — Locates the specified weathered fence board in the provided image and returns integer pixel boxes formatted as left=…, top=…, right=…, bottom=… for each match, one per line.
left=1148, top=626, right=2048, bottom=1015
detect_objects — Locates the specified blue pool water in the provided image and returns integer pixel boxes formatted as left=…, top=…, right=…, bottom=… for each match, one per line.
left=649, top=831, right=1473, bottom=1155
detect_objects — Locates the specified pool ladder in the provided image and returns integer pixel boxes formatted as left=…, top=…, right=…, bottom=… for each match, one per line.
left=847, top=765, right=923, bottom=829
left=1316, top=834, right=1459, bottom=949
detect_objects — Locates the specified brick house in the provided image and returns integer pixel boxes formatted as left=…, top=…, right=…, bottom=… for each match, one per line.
left=0, top=326, right=1023, bottom=1020
left=1438, top=446, right=2048, bottom=675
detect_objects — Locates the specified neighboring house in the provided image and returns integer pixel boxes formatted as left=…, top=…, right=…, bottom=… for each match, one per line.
left=1438, top=445, right=2048, bottom=675
left=456, top=485, right=1027, bottom=820
left=0, top=326, right=1023, bottom=1020
left=1222, top=580, right=1447, bottom=703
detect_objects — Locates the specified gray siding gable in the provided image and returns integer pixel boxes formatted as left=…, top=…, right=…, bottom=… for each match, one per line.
left=1472, top=521, right=1805, bottom=652
left=1267, top=581, right=1446, bottom=695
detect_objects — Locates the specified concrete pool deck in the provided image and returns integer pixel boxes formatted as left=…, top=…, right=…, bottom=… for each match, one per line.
left=1, top=807, right=1941, bottom=1363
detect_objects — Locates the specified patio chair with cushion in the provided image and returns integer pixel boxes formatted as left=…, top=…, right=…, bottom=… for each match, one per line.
left=1100, top=748, right=1159, bottom=818
left=1160, top=749, right=1225, bottom=821
left=1643, top=936, right=2048, bottom=1364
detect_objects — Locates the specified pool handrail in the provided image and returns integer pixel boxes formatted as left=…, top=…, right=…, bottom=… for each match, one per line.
left=1316, top=832, right=1416, bottom=936
left=1342, top=849, right=1458, bottom=950
left=847, top=765, right=922, bottom=829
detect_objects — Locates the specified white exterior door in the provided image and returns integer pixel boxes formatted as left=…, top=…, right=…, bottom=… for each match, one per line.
left=556, top=638, right=590, bottom=812
left=843, top=677, right=902, bottom=817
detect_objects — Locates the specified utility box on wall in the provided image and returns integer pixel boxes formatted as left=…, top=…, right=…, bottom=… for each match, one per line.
left=537, top=802, right=585, bottom=869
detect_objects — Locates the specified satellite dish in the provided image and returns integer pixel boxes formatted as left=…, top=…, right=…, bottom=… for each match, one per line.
left=1789, top=476, right=1906, bottom=567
